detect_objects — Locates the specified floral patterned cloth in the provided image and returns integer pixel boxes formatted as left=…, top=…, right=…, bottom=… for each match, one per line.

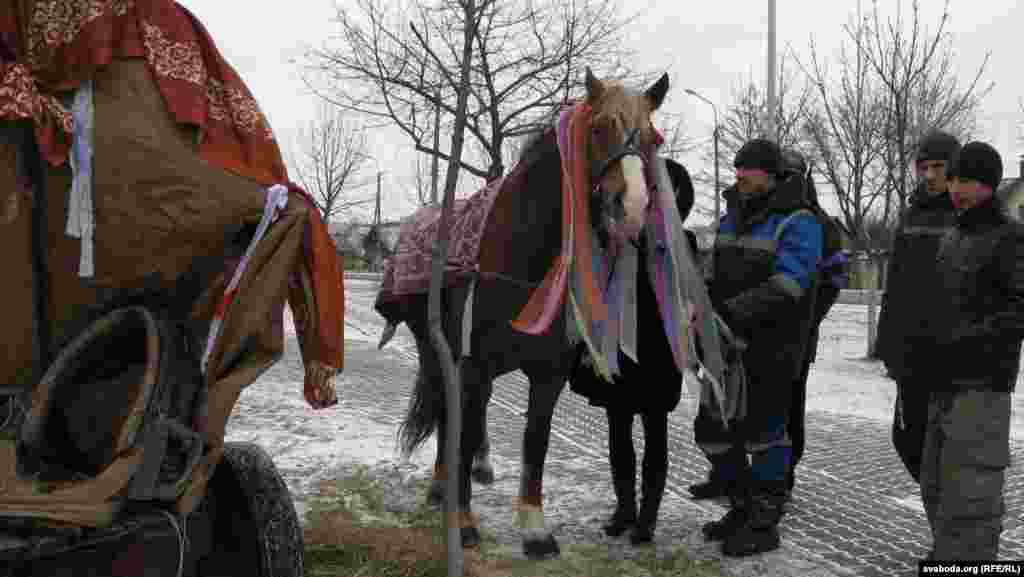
left=377, top=176, right=505, bottom=300
left=0, top=0, right=285, bottom=185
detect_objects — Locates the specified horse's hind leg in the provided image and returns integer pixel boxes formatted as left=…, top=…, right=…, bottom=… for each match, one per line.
left=471, top=403, right=495, bottom=485
left=516, top=369, right=567, bottom=560
left=454, top=360, right=493, bottom=548
left=430, top=380, right=493, bottom=508
left=428, top=409, right=448, bottom=508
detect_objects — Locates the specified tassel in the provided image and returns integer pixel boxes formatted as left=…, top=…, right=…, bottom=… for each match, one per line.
left=304, top=360, right=338, bottom=409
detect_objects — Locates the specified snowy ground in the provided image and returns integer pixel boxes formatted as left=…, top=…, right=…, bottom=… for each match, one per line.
left=224, top=279, right=1024, bottom=525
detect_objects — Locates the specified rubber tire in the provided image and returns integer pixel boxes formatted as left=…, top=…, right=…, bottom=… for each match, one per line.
left=216, top=442, right=304, bottom=577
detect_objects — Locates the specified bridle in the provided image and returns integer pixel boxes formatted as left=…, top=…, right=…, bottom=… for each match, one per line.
left=590, top=126, right=649, bottom=251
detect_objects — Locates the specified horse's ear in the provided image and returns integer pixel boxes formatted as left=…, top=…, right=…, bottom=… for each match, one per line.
left=584, top=67, right=604, bottom=102
left=645, top=73, right=669, bottom=111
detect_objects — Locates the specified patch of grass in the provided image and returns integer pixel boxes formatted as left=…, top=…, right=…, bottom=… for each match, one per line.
left=304, top=468, right=725, bottom=577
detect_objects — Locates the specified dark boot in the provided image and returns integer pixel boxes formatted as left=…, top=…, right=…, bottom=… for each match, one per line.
left=702, top=474, right=750, bottom=542
left=630, top=471, right=666, bottom=545
left=688, top=476, right=733, bottom=500
left=603, top=478, right=636, bottom=537
left=690, top=449, right=747, bottom=500
left=722, top=480, right=787, bottom=557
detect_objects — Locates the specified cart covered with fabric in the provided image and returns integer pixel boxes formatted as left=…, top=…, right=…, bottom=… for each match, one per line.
left=0, top=0, right=343, bottom=548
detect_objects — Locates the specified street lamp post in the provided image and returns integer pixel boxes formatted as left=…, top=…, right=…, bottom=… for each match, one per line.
left=685, top=88, right=722, bottom=224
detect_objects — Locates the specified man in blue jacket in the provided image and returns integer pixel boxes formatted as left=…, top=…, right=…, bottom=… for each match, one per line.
left=694, top=138, right=823, bottom=556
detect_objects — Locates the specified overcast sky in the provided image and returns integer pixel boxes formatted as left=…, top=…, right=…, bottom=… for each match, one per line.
left=178, top=0, right=1022, bottom=226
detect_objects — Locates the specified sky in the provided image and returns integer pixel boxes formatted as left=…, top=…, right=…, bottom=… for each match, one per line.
left=177, top=0, right=1023, bottom=227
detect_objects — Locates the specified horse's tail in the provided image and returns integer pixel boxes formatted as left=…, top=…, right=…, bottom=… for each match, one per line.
left=398, top=319, right=444, bottom=459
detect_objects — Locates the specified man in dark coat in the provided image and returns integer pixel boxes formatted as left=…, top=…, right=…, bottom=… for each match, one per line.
left=569, top=158, right=692, bottom=545
left=694, top=139, right=823, bottom=556
left=876, top=131, right=961, bottom=483
left=921, top=141, right=1019, bottom=561
left=777, top=148, right=831, bottom=499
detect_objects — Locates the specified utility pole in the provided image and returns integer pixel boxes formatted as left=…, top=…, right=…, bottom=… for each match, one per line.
left=375, top=170, right=382, bottom=227
left=684, top=88, right=722, bottom=224
left=765, top=0, right=777, bottom=141
left=372, top=171, right=382, bottom=272
left=431, top=83, right=441, bottom=207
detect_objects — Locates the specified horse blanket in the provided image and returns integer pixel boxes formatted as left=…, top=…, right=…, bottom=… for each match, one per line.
left=377, top=176, right=504, bottom=301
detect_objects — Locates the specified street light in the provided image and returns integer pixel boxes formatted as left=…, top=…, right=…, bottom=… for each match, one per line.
left=685, top=88, right=722, bottom=225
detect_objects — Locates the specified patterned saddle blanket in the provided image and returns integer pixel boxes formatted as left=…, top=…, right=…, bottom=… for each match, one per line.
left=377, top=176, right=505, bottom=302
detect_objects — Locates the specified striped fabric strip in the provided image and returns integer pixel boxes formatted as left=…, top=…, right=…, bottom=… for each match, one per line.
left=200, top=183, right=289, bottom=375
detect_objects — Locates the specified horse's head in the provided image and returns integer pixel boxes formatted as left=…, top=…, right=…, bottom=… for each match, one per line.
left=584, top=67, right=669, bottom=244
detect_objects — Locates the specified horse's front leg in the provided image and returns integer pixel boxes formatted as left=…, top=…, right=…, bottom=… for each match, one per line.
left=516, top=371, right=567, bottom=560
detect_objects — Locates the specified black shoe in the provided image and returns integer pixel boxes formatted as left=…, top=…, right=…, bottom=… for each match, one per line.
left=603, top=479, right=636, bottom=537
left=721, top=480, right=785, bottom=557
left=721, top=523, right=780, bottom=557
left=603, top=507, right=636, bottom=537
left=702, top=506, right=748, bottom=541
left=688, top=477, right=732, bottom=500
left=630, top=471, right=666, bottom=545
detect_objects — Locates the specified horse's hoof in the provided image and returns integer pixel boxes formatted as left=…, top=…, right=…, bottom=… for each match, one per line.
left=427, top=480, right=445, bottom=508
left=523, top=534, right=560, bottom=560
left=461, top=526, right=482, bottom=549
left=471, top=461, right=495, bottom=485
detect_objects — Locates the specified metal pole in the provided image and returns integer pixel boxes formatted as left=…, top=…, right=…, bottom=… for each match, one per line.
left=431, top=84, right=441, bottom=207
left=766, top=0, right=777, bottom=140
left=713, top=126, right=721, bottom=222
left=684, top=89, right=722, bottom=224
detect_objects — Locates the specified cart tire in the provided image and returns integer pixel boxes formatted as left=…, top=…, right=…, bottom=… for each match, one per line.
left=217, top=442, right=303, bottom=577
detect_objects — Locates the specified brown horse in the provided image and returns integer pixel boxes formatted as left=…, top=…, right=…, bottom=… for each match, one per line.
left=379, top=68, right=669, bottom=559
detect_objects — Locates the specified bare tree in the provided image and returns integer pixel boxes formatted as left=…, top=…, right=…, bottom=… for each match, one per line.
left=799, top=18, right=889, bottom=255
left=860, top=0, right=992, bottom=225
left=291, top=102, right=375, bottom=223
left=303, top=0, right=641, bottom=186
left=689, top=59, right=814, bottom=217
left=656, top=111, right=695, bottom=161
left=415, top=1, right=487, bottom=572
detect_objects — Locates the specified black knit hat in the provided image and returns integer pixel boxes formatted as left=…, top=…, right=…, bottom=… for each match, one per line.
left=664, top=158, right=695, bottom=220
left=916, top=130, right=961, bottom=164
left=780, top=148, right=807, bottom=177
left=950, top=141, right=1003, bottom=191
left=734, top=138, right=781, bottom=175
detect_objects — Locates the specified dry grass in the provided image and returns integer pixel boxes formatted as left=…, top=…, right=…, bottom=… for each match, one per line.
left=303, top=466, right=726, bottom=577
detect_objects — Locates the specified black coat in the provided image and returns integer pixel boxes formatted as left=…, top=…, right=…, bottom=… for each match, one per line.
left=876, top=188, right=958, bottom=380
left=568, top=247, right=684, bottom=414
left=930, top=199, right=1024, bottom=392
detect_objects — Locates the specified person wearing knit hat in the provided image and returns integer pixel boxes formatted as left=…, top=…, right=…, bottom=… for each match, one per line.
left=875, top=130, right=961, bottom=491
left=918, top=141, right=1018, bottom=561
left=691, top=137, right=824, bottom=557
left=947, top=141, right=1003, bottom=211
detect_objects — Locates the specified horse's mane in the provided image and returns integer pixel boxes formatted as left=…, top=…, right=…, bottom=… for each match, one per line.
left=513, top=102, right=569, bottom=168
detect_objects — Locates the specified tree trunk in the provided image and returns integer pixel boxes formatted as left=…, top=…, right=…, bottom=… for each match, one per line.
left=425, top=2, right=477, bottom=576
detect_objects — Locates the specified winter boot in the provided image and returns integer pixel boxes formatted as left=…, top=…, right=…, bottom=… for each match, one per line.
left=603, top=478, right=636, bottom=537
left=630, top=471, right=667, bottom=545
left=690, top=449, right=747, bottom=500
left=702, top=472, right=750, bottom=542
left=721, top=480, right=787, bottom=557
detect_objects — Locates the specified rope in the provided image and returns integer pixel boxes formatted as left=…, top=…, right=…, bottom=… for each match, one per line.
left=157, top=509, right=188, bottom=577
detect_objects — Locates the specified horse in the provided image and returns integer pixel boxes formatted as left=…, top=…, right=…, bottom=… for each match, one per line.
left=379, top=68, right=670, bottom=559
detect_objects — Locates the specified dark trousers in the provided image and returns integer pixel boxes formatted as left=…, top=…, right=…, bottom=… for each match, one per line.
left=787, top=351, right=811, bottom=487
left=920, top=390, right=1010, bottom=561
left=892, top=378, right=930, bottom=482
left=607, top=408, right=668, bottom=486
left=694, top=363, right=794, bottom=485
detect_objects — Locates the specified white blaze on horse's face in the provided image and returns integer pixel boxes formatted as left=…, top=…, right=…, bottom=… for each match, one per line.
left=619, top=152, right=649, bottom=240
